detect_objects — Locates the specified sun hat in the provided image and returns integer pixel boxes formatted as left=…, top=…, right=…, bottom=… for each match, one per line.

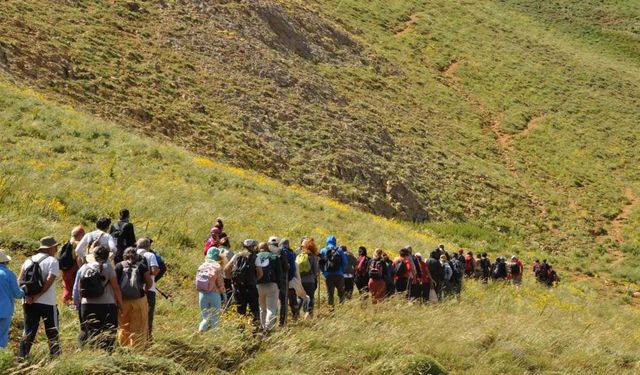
left=38, top=236, right=60, bottom=250
left=0, top=249, right=11, bottom=263
left=268, top=236, right=279, bottom=246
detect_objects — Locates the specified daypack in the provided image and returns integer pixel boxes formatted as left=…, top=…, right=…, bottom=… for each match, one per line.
left=231, top=253, right=253, bottom=286
left=344, top=254, right=356, bottom=275
left=257, top=253, right=280, bottom=285
left=369, top=259, right=383, bottom=280
left=110, top=221, right=132, bottom=261
left=324, top=248, right=341, bottom=273
left=464, top=255, right=473, bottom=272
left=394, top=258, right=408, bottom=278
left=450, top=260, right=462, bottom=281
left=80, top=263, right=106, bottom=298
left=119, top=261, right=144, bottom=300
left=152, top=251, right=167, bottom=282
left=355, top=256, right=369, bottom=278
left=510, top=262, right=520, bottom=276
left=296, top=253, right=312, bottom=275
left=57, top=241, right=76, bottom=271
left=537, top=263, right=548, bottom=280
left=19, top=255, right=48, bottom=296
left=196, top=264, right=215, bottom=292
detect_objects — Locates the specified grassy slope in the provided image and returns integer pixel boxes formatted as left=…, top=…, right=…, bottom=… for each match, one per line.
left=1, top=0, right=637, bottom=266
left=1, top=80, right=640, bottom=374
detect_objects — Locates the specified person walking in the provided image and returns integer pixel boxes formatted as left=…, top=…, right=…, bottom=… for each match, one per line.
left=136, top=238, right=159, bottom=339
left=295, top=237, right=320, bottom=318
left=0, top=249, right=25, bottom=348
left=224, top=239, right=260, bottom=325
left=353, top=247, right=370, bottom=295
left=342, top=246, right=357, bottom=299
left=110, top=209, right=136, bottom=263
left=510, top=256, right=523, bottom=286
left=57, top=225, right=85, bottom=307
left=415, top=253, right=431, bottom=303
left=280, top=239, right=309, bottom=322
left=73, top=246, right=123, bottom=351
left=18, top=236, right=62, bottom=358
left=382, top=252, right=395, bottom=296
left=319, top=235, right=347, bottom=307
left=367, top=249, right=387, bottom=304
left=196, top=248, right=226, bottom=332
left=203, top=227, right=221, bottom=256
left=256, top=242, right=281, bottom=332
left=427, top=251, right=444, bottom=300
left=76, top=217, right=118, bottom=264
left=218, top=236, right=235, bottom=301
left=392, top=248, right=413, bottom=294
left=440, top=254, right=453, bottom=297
left=116, top=247, right=152, bottom=348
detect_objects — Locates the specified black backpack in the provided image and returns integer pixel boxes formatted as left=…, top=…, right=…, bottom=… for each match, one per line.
left=57, top=241, right=76, bottom=271
left=80, top=263, right=106, bottom=298
left=369, top=260, right=383, bottom=279
left=510, top=262, right=520, bottom=276
left=19, top=255, right=48, bottom=296
left=257, top=253, right=282, bottom=285
left=324, top=248, right=341, bottom=273
left=232, top=253, right=253, bottom=286
left=394, top=259, right=407, bottom=278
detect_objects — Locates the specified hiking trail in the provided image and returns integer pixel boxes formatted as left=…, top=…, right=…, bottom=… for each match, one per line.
left=395, top=12, right=422, bottom=37
left=610, top=187, right=638, bottom=244
left=442, top=60, right=558, bottom=234
left=520, top=113, right=546, bottom=137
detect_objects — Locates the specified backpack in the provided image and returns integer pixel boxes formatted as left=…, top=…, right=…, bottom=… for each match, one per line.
left=119, top=261, right=144, bottom=300
left=324, top=248, right=341, bottom=273
left=510, top=262, right=520, bottom=276
left=394, top=259, right=408, bottom=278
left=80, top=263, right=106, bottom=298
left=537, top=263, right=548, bottom=280
left=344, top=254, right=355, bottom=275
left=231, top=253, right=253, bottom=286
left=57, top=241, right=76, bottom=271
left=152, top=251, right=167, bottom=282
left=464, top=255, right=473, bottom=272
left=355, top=256, right=368, bottom=278
left=196, top=264, right=215, bottom=292
left=296, top=253, right=312, bottom=275
left=19, top=255, right=48, bottom=296
left=257, top=253, right=281, bottom=285
left=368, top=259, right=383, bottom=279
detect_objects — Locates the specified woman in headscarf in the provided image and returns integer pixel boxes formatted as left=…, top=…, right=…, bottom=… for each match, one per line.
left=195, top=248, right=226, bottom=332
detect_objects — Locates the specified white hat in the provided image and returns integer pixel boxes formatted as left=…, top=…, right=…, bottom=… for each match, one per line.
left=268, top=236, right=279, bottom=246
left=0, top=249, right=11, bottom=263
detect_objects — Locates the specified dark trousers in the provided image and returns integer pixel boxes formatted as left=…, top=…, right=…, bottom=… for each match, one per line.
left=147, top=291, right=156, bottom=339
left=385, top=279, right=395, bottom=296
left=224, top=278, right=233, bottom=301
left=421, top=283, right=431, bottom=303
left=433, top=280, right=444, bottom=301
left=301, top=281, right=316, bottom=315
left=395, top=277, right=408, bottom=293
left=344, top=277, right=354, bottom=299
left=234, top=284, right=259, bottom=323
left=279, top=284, right=298, bottom=325
left=325, top=275, right=345, bottom=306
left=354, top=276, right=369, bottom=294
left=409, top=282, right=422, bottom=300
left=19, top=303, right=60, bottom=358
left=78, top=303, right=118, bottom=351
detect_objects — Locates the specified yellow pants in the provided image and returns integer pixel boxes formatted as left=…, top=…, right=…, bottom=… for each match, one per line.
left=118, top=296, right=149, bottom=348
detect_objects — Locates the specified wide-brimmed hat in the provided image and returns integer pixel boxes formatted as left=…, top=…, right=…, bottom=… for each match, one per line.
left=38, top=236, right=60, bottom=250
left=0, top=249, right=11, bottom=263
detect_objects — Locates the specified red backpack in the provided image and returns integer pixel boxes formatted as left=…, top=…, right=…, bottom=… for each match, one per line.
left=355, top=256, right=368, bottom=278
left=464, top=255, right=473, bottom=271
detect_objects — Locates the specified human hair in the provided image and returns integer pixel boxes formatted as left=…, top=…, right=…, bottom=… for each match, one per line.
left=219, top=237, right=230, bottom=248
left=96, top=217, right=112, bottom=231
left=257, top=242, right=269, bottom=252
left=123, top=247, right=138, bottom=261
left=302, top=237, right=319, bottom=256
left=374, top=248, right=383, bottom=258
left=119, top=208, right=130, bottom=220
left=93, top=246, right=110, bottom=262
left=399, top=248, right=410, bottom=257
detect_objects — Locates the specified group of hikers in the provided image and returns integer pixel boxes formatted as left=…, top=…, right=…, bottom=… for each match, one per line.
left=0, top=210, right=561, bottom=357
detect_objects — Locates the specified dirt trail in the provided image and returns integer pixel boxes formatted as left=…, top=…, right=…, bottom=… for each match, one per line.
left=521, top=113, right=546, bottom=137
left=610, top=187, right=638, bottom=244
left=395, top=12, right=422, bottom=37
left=442, top=60, right=557, bottom=233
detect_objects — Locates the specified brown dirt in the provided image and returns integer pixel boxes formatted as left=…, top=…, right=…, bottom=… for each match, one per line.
left=395, top=12, right=422, bottom=37
left=521, top=113, right=546, bottom=137
left=610, top=187, right=638, bottom=244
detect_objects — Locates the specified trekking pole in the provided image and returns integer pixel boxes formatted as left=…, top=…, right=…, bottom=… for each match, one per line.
left=223, top=284, right=236, bottom=312
left=156, top=287, right=173, bottom=302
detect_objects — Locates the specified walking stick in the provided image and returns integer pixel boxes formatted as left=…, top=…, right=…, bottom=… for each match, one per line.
left=156, top=287, right=173, bottom=303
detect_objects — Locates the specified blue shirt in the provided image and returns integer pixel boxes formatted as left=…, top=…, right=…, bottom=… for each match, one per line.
left=320, top=247, right=348, bottom=278
left=281, top=247, right=296, bottom=281
left=0, top=264, right=25, bottom=318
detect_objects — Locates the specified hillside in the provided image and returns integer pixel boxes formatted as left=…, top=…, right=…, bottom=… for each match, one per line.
left=1, top=79, right=640, bottom=375
left=1, top=0, right=638, bottom=267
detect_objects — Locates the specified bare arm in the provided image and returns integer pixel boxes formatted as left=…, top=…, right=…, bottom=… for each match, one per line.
left=224, top=260, right=234, bottom=278
left=143, top=271, right=153, bottom=292
left=256, top=265, right=263, bottom=281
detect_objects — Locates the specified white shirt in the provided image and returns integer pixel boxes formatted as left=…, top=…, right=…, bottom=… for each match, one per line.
left=21, top=253, right=60, bottom=306
left=137, top=249, right=158, bottom=292
left=76, top=230, right=117, bottom=261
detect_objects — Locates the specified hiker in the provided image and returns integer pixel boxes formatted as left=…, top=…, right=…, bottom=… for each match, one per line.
left=414, top=253, right=431, bottom=303
left=76, top=217, right=118, bottom=264
left=18, top=236, right=62, bottom=358
left=73, top=245, right=123, bottom=351
left=354, top=247, right=370, bottom=295
left=473, top=253, right=483, bottom=279
left=440, top=254, right=453, bottom=296
left=407, top=247, right=423, bottom=299
left=480, top=252, right=491, bottom=283
left=536, top=259, right=549, bottom=283
left=342, top=245, right=357, bottom=299
left=57, top=225, right=85, bottom=307
left=268, top=236, right=291, bottom=325
left=203, top=227, right=221, bottom=256
left=116, top=247, right=152, bottom=348
left=218, top=236, right=235, bottom=301
left=196, top=247, right=226, bottom=332
left=281, top=239, right=310, bottom=322
left=392, top=248, right=414, bottom=294
left=0, top=249, right=24, bottom=348
left=532, top=259, right=541, bottom=275
left=256, top=242, right=282, bottom=332
left=492, top=257, right=508, bottom=280
left=110, top=208, right=136, bottom=263
left=509, top=256, right=523, bottom=285
left=382, top=252, right=395, bottom=296
left=295, top=237, right=320, bottom=318
left=547, top=265, right=560, bottom=287
left=427, top=250, right=444, bottom=300
left=367, top=249, right=387, bottom=304
left=463, top=250, right=475, bottom=278
left=319, top=235, right=348, bottom=306
left=136, top=237, right=159, bottom=339
left=449, top=252, right=464, bottom=296
left=224, top=239, right=260, bottom=324
left=147, top=238, right=167, bottom=285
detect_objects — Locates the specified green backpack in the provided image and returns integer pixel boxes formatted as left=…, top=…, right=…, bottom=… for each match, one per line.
left=296, top=253, right=311, bottom=275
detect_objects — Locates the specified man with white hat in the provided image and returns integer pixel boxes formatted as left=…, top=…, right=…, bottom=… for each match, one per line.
left=18, top=236, right=62, bottom=358
left=0, top=248, right=25, bottom=348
